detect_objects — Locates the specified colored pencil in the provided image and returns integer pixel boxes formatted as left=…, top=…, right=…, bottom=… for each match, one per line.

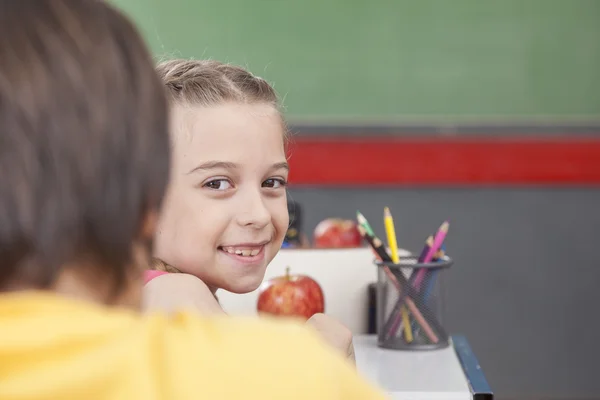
left=408, top=235, right=434, bottom=286
left=387, top=223, right=451, bottom=343
left=383, top=285, right=440, bottom=343
left=423, top=246, right=446, bottom=303
left=360, top=230, right=391, bottom=264
left=390, top=230, right=445, bottom=340
left=423, top=221, right=449, bottom=263
left=412, top=221, right=449, bottom=290
left=383, top=208, right=400, bottom=264
left=418, top=236, right=435, bottom=263
left=383, top=207, right=412, bottom=342
left=356, top=211, right=375, bottom=237
left=358, top=225, right=440, bottom=343
left=411, top=248, right=446, bottom=336
left=357, top=225, right=397, bottom=284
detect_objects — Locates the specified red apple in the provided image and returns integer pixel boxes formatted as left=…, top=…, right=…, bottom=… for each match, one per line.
left=257, top=267, right=325, bottom=321
left=313, top=218, right=362, bottom=248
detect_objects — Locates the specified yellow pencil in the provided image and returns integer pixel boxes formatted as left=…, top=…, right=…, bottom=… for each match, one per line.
left=383, top=207, right=413, bottom=342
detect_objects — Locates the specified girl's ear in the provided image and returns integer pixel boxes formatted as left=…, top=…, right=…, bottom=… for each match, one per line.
left=139, top=210, right=182, bottom=274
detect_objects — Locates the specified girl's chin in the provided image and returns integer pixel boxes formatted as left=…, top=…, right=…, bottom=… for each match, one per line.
left=219, top=274, right=265, bottom=294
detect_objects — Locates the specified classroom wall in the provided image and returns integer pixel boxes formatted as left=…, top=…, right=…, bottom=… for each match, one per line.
left=288, top=187, right=600, bottom=400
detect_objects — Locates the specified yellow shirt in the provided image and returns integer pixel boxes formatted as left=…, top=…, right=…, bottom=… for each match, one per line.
left=0, top=292, right=386, bottom=399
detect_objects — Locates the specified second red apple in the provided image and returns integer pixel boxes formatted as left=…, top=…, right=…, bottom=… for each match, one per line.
left=313, top=218, right=362, bottom=248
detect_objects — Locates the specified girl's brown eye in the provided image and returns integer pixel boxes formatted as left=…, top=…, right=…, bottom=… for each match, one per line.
left=204, top=179, right=232, bottom=190
left=262, top=178, right=287, bottom=188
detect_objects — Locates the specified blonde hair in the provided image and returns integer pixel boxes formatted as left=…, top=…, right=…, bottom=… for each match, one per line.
left=156, top=59, right=280, bottom=109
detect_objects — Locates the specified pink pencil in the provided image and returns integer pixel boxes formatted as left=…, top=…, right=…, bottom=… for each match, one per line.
left=412, top=221, right=449, bottom=290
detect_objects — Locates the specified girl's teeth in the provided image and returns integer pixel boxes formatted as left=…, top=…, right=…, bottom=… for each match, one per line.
left=222, top=247, right=261, bottom=257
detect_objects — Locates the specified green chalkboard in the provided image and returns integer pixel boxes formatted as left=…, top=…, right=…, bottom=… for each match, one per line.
left=112, top=0, right=600, bottom=123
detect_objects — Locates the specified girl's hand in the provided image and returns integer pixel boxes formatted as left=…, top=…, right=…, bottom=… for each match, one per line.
left=306, top=313, right=356, bottom=365
left=142, top=273, right=225, bottom=315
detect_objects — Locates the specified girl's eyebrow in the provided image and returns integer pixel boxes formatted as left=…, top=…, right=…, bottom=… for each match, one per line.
left=271, top=162, right=290, bottom=171
left=187, top=161, right=289, bottom=174
left=187, top=161, right=238, bottom=174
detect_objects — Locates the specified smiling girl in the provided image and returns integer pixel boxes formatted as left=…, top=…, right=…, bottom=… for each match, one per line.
left=144, top=59, right=355, bottom=362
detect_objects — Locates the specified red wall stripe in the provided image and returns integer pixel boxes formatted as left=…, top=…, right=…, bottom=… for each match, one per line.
left=287, top=136, right=600, bottom=186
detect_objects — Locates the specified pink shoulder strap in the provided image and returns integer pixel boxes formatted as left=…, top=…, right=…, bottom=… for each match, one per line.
left=144, top=270, right=169, bottom=284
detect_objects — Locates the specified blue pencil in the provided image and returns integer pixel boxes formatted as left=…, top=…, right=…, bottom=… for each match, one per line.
left=412, top=245, right=446, bottom=340
left=423, top=244, right=447, bottom=304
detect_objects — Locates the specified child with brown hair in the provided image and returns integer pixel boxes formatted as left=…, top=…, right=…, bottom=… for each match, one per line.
left=143, top=58, right=357, bottom=362
left=0, top=1, right=382, bottom=398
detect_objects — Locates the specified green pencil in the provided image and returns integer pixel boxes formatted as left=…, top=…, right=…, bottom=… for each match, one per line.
left=356, top=210, right=375, bottom=237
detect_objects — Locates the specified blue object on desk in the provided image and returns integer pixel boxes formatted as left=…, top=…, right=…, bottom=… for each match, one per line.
left=453, top=335, right=494, bottom=400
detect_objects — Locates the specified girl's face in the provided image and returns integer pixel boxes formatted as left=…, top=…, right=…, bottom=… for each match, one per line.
left=153, top=102, right=289, bottom=294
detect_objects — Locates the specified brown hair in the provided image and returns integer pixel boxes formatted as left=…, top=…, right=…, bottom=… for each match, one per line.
left=0, top=0, right=170, bottom=295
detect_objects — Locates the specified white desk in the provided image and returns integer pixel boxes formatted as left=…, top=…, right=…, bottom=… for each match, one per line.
left=354, top=335, right=492, bottom=400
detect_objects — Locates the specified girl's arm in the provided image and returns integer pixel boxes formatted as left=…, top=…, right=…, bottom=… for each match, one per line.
left=142, top=273, right=355, bottom=365
left=142, top=273, right=225, bottom=315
